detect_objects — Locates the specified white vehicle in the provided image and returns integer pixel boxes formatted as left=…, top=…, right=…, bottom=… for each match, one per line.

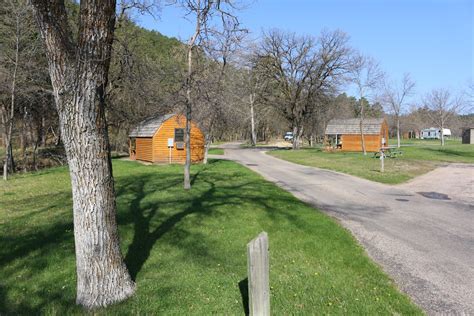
left=421, top=128, right=451, bottom=139
left=284, top=132, right=294, bottom=141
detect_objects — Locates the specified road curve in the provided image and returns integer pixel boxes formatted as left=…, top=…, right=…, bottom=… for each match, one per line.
left=221, top=144, right=474, bottom=315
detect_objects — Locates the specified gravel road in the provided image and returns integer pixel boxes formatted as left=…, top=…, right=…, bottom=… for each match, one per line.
left=221, top=144, right=474, bottom=315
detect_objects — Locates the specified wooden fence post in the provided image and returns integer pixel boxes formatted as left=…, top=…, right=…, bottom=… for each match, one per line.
left=380, top=149, right=385, bottom=173
left=247, top=232, right=270, bottom=316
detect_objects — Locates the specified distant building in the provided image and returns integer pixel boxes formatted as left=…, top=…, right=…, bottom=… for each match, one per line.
left=129, top=114, right=204, bottom=164
left=324, top=118, right=389, bottom=152
left=402, top=130, right=420, bottom=139
left=420, top=128, right=451, bottom=139
left=461, top=127, right=474, bottom=144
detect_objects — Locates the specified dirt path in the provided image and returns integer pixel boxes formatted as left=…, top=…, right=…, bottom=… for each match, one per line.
left=221, top=144, right=474, bottom=315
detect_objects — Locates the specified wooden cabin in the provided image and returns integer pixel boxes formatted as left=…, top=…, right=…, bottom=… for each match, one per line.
left=129, top=114, right=205, bottom=164
left=325, top=118, right=389, bottom=152
left=403, top=130, right=420, bottom=139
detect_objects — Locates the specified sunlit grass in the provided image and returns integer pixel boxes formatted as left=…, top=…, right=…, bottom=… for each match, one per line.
left=269, top=142, right=473, bottom=184
left=208, top=148, right=224, bottom=155
left=0, top=160, right=421, bottom=314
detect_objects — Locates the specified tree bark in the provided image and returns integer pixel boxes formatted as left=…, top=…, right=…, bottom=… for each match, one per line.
left=184, top=104, right=192, bottom=189
left=203, top=134, right=211, bottom=164
left=184, top=45, right=193, bottom=190
left=31, top=0, right=135, bottom=308
left=292, top=125, right=298, bottom=150
left=440, top=125, right=445, bottom=146
left=250, top=94, right=257, bottom=146
left=396, top=115, right=401, bottom=148
left=359, top=100, right=367, bottom=155
left=183, top=0, right=202, bottom=190
left=41, top=107, right=46, bottom=147
left=3, top=12, right=20, bottom=180
left=292, top=125, right=303, bottom=150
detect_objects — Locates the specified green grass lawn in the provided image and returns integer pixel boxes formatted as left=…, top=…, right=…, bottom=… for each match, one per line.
left=208, top=148, right=224, bottom=155
left=0, top=160, right=421, bottom=314
left=269, top=142, right=474, bottom=184
left=388, top=138, right=462, bottom=146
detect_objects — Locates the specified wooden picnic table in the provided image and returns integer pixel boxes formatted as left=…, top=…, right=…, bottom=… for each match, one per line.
left=372, top=146, right=403, bottom=158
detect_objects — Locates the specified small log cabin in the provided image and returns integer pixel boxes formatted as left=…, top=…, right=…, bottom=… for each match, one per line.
left=129, top=114, right=205, bottom=164
left=325, top=118, right=389, bottom=152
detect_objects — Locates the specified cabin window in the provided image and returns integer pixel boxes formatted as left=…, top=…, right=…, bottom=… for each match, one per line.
left=175, top=128, right=185, bottom=142
left=326, top=134, right=341, bottom=148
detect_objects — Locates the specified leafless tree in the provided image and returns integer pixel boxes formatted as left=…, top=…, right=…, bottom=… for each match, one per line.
left=30, top=0, right=135, bottom=308
left=234, top=45, right=274, bottom=146
left=383, top=73, right=415, bottom=148
left=423, top=88, right=465, bottom=146
left=173, top=0, right=241, bottom=189
left=260, top=29, right=352, bottom=149
left=350, top=53, right=384, bottom=154
left=0, top=0, right=35, bottom=180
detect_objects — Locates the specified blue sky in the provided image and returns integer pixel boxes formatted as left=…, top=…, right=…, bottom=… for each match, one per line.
left=137, top=0, right=473, bottom=101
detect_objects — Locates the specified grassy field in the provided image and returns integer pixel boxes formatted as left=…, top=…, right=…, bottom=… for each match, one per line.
left=269, top=141, right=474, bottom=184
left=208, top=148, right=224, bottom=155
left=388, top=138, right=462, bottom=146
left=0, top=160, right=421, bottom=314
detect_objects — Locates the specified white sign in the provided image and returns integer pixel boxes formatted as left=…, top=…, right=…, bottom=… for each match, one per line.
left=167, top=138, right=174, bottom=147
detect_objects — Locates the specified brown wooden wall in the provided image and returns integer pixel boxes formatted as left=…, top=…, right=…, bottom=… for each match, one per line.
left=152, top=115, right=205, bottom=164
left=341, top=135, right=381, bottom=152
left=135, top=137, right=153, bottom=161
left=340, top=120, right=389, bottom=152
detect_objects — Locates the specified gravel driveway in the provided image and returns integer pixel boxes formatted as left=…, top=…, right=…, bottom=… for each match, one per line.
left=222, top=144, right=474, bottom=315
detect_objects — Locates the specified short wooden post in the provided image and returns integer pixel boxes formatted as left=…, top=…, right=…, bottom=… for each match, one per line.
left=380, top=149, right=384, bottom=173
left=247, top=232, right=270, bottom=316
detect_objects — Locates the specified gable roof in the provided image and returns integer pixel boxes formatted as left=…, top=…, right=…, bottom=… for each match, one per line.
left=325, top=118, right=385, bottom=135
left=129, top=114, right=176, bottom=137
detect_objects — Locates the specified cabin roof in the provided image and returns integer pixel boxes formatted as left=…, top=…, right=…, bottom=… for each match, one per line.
left=325, top=118, right=385, bottom=135
left=129, top=114, right=176, bottom=137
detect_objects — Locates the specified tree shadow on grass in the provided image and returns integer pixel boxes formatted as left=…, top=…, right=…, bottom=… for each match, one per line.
left=1, top=160, right=310, bottom=313
left=122, top=171, right=214, bottom=280
left=118, top=162, right=306, bottom=281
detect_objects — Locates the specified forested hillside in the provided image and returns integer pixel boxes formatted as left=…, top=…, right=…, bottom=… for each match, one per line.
left=0, top=1, right=189, bottom=172
left=1, top=0, right=472, bottom=176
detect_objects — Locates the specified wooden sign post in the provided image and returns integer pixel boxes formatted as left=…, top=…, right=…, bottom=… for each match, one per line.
left=380, top=149, right=385, bottom=173
left=247, top=232, right=270, bottom=316
left=167, top=138, right=173, bottom=164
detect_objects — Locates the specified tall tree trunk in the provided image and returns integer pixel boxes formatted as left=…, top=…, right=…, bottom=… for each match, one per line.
left=203, top=134, right=211, bottom=164
left=1, top=123, right=6, bottom=180
left=292, top=125, right=303, bottom=150
left=359, top=100, right=367, bottom=155
left=32, top=140, right=38, bottom=171
left=184, top=45, right=193, bottom=190
left=440, top=125, right=445, bottom=146
left=31, top=0, right=135, bottom=308
left=250, top=94, right=256, bottom=146
left=3, top=13, right=20, bottom=180
left=184, top=103, right=192, bottom=189
left=292, top=125, right=298, bottom=149
left=183, top=2, right=201, bottom=190
left=396, top=115, right=401, bottom=148
left=41, top=107, right=46, bottom=147
left=21, top=106, right=28, bottom=170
